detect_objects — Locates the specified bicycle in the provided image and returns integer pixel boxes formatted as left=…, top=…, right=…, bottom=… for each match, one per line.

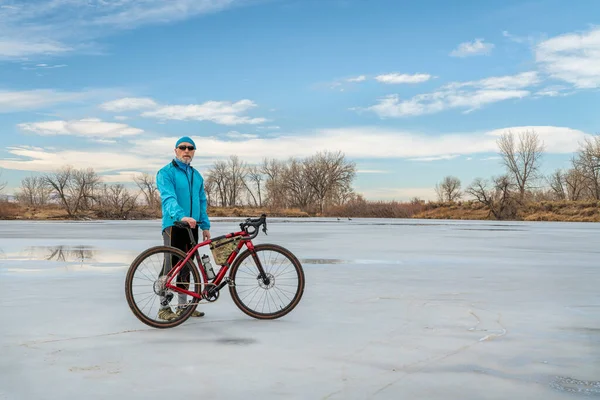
left=125, top=214, right=305, bottom=329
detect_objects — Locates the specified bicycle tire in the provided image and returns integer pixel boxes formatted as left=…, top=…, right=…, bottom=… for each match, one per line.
left=125, top=245, right=202, bottom=329
left=229, top=243, right=305, bottom=320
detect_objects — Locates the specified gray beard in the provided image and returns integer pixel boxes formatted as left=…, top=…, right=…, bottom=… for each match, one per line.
left=176, top=156, right=192, bottom=165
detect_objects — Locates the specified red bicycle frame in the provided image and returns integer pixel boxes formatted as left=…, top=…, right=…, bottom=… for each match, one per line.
left=163, top=229, right=262, bottom=299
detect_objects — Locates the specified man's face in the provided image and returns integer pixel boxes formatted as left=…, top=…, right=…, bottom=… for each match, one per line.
left=175, top=142, right=195, bottom=164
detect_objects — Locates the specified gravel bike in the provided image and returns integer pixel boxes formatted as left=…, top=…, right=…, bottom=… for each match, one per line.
left=125, top=214, right=305, bottom=329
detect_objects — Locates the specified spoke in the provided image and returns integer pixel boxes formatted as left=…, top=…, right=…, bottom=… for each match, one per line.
left=133, top=276, right=154, bottom=282
left=240, top=286, right=261, bottom=303
left=137, top=261, right=157, bottom=282
left=271, top=254, right=289, bottom=277
left=139, top=293, right=156, bottom=314
left=273, top=285, right=293, bottom=302
left=271, top=284, right=287, bottom=308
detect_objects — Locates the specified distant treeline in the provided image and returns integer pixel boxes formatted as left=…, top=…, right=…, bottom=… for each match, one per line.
left=0, top=150, right=359, bottom=219
left=431, top=129, right=600, bottom=220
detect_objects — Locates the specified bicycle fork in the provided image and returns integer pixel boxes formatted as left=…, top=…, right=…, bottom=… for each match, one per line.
left=246, top=242, right=270, bottom=286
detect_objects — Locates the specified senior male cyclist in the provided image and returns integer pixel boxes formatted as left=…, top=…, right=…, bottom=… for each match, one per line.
left=156, top=136, right=211, bottom=320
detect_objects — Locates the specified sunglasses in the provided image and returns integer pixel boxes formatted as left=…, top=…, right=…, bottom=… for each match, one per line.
left=177, top=145, right=195, bottom=151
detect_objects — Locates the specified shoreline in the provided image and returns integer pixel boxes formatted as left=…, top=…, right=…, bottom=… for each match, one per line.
left=1, top=201, right=599, bottom=223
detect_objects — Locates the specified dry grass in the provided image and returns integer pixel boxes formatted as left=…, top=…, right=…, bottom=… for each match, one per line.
left=412, top=200, right=600, bottom=222
left=208, top=206, right=310, bottom=218
left=324, top=198, right=425, bottom=218
left=2, top=200, right=599, bottom=222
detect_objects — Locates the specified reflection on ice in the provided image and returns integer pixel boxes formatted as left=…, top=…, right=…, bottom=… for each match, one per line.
left=20, top=245, right=95, bottom=262
left=0, top=245, right=138, bottom=273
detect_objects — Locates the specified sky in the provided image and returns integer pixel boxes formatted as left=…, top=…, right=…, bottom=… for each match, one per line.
left=0, top=0, right=599, bottom=201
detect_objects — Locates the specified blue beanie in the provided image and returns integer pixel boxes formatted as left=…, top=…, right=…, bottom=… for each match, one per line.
left=175, top=136, right=196, bottom=148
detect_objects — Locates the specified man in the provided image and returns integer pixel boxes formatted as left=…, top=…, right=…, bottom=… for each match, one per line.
left=156, top=136, right=211, bottom=321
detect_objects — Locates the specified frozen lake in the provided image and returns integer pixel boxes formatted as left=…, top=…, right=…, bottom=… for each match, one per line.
left=0, top=218, right=599, bottom=399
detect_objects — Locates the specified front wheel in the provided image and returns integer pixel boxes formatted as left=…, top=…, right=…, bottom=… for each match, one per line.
left=229, top=243, right=305, bottom=319
left=125, top=246, right=202, bottom=329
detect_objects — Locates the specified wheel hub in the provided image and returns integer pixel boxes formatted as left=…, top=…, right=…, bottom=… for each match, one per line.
left=153, top=276, right=168, bottom=295
left=258, top=273, right=275, bottom=289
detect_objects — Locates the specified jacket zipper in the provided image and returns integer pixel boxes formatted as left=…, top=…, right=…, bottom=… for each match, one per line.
left=173, top=162, right=194, bottom=217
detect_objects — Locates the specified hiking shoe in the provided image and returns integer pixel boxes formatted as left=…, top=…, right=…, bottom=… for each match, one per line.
left=177, top=308, right=205, bottom=318
left=158, top=307, right=178, bottom=321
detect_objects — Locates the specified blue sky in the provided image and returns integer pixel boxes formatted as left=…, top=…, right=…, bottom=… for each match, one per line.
left=0, top=0, right=599, bottom=201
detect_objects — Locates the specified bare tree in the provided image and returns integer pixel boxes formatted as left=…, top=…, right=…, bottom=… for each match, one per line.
left=246, top=165, right=264, bottom=207
left=305, top=151, right=356, bottom=214
left=546, top=169, right=567, bottom=200
left=73, top=168, right=101, bottom=211
left=497, top=130, right=545, bottom=200
left=261, top=158, right=287, bottom=208
left=203, top=177, right=215, bottom=207
left=44, top=166, right=76, bottom=216
left=96, top=183, right=139, bottom=219
left=134, top=172, right=160, bottom=209
left=572, top=135, right=600, bottom=200
left=466, top=175, right=518, bottom=220
left=226, top=155, right=247, bottom=207
left=44, top=166, right=100, bottom=217
left=17, top=176, right=51, bottom=206
left=281, top=157, right=313, bottom=209
left=207, top=160, right=229, bottom=207
left=564, top=166, right=586, bottom=200
left=328, top=180, right=355, bottom=206
left=0, top=169, right=6, bottom=194
left=434, top=176, right=462, bottom=202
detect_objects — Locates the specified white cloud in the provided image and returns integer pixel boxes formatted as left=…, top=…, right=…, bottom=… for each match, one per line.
left=0, top=0, right=244, bottom=59
left=450, top=38, right=494, bottom=57
left=18, top=118, right=143, bottom=138
left=226, top=131, right=259, bottom=139
left=100, top=171, right=145, bottom=183
left=446, top=71, right=540, bottom=90
left=502, top=30, right=536, bottom=45
left=0, top=89, right=106, bottom=113
left=480, top=156, right=502, bottom=161
left=100, top=97, right=158, bottom=112
left=142, top=99, right=267, bottom=125
left=346, top=75, right=366, bottom=82
left=0, top=146, right=163, bottom=174
left=90, top=0, right=240, bottom=29
left=364, top=72, right=539, bottom=117
left=21, top=63, right=68, bottom=70
left=408, top=155, right=460, bottom=162
left=535, top=26, right=600, bottom=88
left=534, top=85, right=572, bottom=97
left=0, top=39, right=72, bottom=58
left=128, top=125, right=588, bottom=162
left=0, top=125, right=590, bottom=175
left=375, top=73, right=432, bottom=84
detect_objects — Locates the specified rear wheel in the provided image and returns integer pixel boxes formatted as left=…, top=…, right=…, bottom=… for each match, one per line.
left=229, top=244, right=305, bottom=319
left=125, top=246, right=202, bottom=329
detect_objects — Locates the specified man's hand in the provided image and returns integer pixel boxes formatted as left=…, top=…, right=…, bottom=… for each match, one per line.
left=202, top=230, right=211, bottom=241
left=181, top=217, right=197, bottom=228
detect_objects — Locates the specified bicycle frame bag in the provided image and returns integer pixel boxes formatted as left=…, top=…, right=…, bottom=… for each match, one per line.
left=210, top=237, right=241, bottom=265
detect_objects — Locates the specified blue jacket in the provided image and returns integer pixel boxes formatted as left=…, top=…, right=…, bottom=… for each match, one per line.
left=156, top=159, right=210, bottom=232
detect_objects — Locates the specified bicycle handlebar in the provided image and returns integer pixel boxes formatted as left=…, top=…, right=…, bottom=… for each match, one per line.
left=239, top=213, right=268, bottom=239
left=173, top=214, right=268, bottom=240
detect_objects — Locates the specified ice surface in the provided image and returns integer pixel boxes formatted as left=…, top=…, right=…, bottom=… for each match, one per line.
left=0, top=218, right=599, bottom=399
